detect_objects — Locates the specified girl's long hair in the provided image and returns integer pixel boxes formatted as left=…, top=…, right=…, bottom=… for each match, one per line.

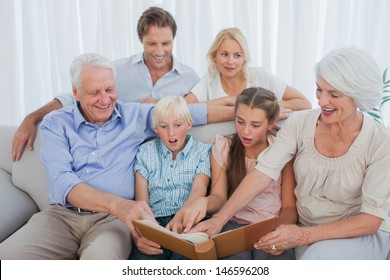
left=226, top=87, right=279, bottom=196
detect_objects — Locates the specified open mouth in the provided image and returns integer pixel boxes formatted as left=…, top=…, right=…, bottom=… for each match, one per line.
left=153, top=55, right=166, bottom=62
left=322, top=107, right=336, bottom=116
left=241, top=137, right=252, bottom=144
left=96, top=104, right=110, bottom=110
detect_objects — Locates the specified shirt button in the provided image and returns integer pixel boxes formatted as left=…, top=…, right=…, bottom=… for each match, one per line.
left=170, top=165, right=173, bottom=168
left=167, top=179, right=170, bottom=182
left=86, top=169, right=90, bottom=173
left=92, top=152, right=95, bottom=156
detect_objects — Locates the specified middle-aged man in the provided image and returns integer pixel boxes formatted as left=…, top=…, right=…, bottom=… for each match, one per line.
left=0, top=53, right=233, bottom=260
left=12, top=6, right=200, bottom=161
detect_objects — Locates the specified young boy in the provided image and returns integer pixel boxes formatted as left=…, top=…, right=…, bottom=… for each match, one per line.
left=130, top=96, right=212, bottom=260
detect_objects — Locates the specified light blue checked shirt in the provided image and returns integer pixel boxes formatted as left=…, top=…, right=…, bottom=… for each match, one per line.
left=39, top=101, right=207, bottom=207
left=57, top=53, right=200, bottom=106
left=134, top=135, right=212, bottom=217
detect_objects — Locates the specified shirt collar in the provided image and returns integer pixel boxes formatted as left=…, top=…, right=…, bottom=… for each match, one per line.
left=131, top=52, right=184, bottom=75
left=73, top=101, right=123, bottom=130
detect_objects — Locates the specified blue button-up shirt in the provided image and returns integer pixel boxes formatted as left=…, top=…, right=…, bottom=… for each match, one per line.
left=57, top=53, right=200, bottom=106
left=39, top=101, right=207, bottom=207
left=134, top=135, right=212, bottom=217
left=115, top=53, right=200, bottom=102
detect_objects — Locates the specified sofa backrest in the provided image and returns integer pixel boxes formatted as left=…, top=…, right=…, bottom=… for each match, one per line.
left=0, top=126, right=16, bottom=174
left=2, top=121, right=235, bottom=212
left=189, top=121, right=235, bottom=143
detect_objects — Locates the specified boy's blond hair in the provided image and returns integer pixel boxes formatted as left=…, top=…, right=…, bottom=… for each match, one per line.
left=152, top=96, right=193, bottom=128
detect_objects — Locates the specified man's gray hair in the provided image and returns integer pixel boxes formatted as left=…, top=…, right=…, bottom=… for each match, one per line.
left=70, top=53, right=115, bottom=90
left=315, top=46, right=382, bottom=112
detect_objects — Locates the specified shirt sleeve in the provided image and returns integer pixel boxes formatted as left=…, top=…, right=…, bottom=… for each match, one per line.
left=55, top=92, right=75, bottom=107
left=188, top=103, right=207, bottom=125
left=256, top=113, right=299, bottom=181
left=39, top=115, right=83, bottom=206
left=190, top=75, right=209, bottom=102
left=211, top=134, right=231, bottom=170
left=250, top=67, right=287, bottom=101
left=133, top=143, right=151, bottom=181
left=194, top=142, right=212, bottom=178
left=360, top=129, right=390, bottom=221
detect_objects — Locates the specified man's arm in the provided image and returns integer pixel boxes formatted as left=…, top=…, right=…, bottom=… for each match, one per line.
left=12, top=98, right=63, bottom=161
left=206, top=104, right=235, bottom=123
left=188, top=103, right=235, bottom=126
left=67, top=182, right=155, bottom=235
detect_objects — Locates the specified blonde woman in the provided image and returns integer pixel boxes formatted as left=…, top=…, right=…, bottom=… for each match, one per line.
left=185, top=27, right=311, bottom=119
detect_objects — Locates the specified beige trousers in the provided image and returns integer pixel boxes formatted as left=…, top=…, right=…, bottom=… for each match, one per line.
left=0, top=204, right=132, bottom=260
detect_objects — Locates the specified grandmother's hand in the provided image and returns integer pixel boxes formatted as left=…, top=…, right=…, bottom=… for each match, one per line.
left=254, top=224, right=305, bottom=255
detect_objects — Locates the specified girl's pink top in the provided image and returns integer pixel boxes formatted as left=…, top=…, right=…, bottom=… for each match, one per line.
left=212, top=134, right=281, bottom=224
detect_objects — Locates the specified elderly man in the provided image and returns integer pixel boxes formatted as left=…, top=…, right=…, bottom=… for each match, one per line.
left=0, top=53, right=232, bottom=259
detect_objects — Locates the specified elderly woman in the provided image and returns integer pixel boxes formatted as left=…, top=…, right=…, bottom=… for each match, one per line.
left=190, top=46, right=390, bottom=259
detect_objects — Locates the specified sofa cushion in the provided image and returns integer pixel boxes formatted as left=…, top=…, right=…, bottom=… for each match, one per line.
left=0, top=126, right=16, bottom=174
left=189, top=121, right=235, bottom=143
left=0, top=169, right=39, bottom=242
left=12, top=128, right=49, bottom=211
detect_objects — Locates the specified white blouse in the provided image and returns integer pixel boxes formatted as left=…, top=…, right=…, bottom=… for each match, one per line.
left=256, top=109, right=390, bottom=231
left=191, top=66, right=286, bottom=101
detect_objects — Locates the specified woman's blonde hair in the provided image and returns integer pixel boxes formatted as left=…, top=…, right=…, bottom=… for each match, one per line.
left=152, top=96, right=192, bottom=128
left=207, top=27, right=251, bottom=83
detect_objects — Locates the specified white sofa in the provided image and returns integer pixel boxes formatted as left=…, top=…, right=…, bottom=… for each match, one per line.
left=0, top=122, right=235, bottom=245
left=1, top=122, right=389, bottom=259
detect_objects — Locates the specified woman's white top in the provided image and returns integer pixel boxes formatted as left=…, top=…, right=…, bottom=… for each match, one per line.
left=191, top=67, right=286, bottom=101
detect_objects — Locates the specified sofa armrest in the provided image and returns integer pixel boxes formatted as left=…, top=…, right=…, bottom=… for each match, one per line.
left=11, top=126, right=49, bottom=211
left=0, top=169, right=39, bottom=243
left=0, top=126, right=17, bottom=173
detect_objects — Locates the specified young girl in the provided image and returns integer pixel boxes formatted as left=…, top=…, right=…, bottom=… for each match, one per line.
left=186, top=87, right=297, bottom=259
left=129, top=96, right=212, bottom=260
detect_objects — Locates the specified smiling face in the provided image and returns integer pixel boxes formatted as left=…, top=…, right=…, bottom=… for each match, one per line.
left=73, top=66, right=117, bottom=126
left=141, top=25, right=173, bottom=73
left=154, top=113, right=192, bottom=159
left=315, top=75, right=358, bottom=124
left=235, top=104, right=273, bottom=151
left=215, top=38, right=245, bottom=78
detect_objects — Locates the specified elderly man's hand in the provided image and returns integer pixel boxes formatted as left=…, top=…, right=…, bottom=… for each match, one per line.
left=12, top=116, right=38, bottom=161
left=114, top=199, right=157, bottom=235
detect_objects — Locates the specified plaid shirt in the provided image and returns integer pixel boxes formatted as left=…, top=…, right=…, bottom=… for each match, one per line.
left=134, top=135, right=211, bottom=217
